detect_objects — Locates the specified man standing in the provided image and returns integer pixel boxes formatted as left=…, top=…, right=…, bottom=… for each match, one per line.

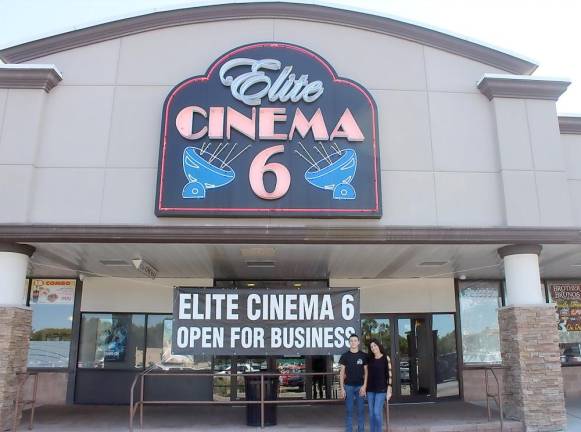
left=339, top=334, right=368, bottom=432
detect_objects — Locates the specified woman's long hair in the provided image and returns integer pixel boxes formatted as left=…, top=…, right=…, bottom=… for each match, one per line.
left=368, top=338, right=386, bottom=356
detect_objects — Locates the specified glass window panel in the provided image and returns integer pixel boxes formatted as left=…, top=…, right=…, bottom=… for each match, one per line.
left=78, top=313, right=145, bottom=369
left=276, top=357, right=306, bottom=399
left=145, top=316, right=211, bottom=370
left=547, top=281, right=581, bottom=365
left=433, top=314, right=459, bottom=398
left=361, top=317, right=391, bottom=354
left=235, top=357, right=267, bottom=399
left=28, top=279, right=76, bottom=368
left=458, top=281, right=502, bottom=364
left=397, top=318, right=411, bottom=396
left=213, top=357, right=233, bottom=400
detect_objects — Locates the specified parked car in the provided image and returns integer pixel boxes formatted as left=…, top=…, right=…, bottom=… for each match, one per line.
left=279, top=364, right=305, bottom=390
left=561, top=345, right=581, bottom=365
left=217, top=363, right=258, bottom=374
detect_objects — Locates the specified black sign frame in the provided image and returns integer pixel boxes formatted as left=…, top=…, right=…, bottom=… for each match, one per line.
left=155, top=42, right=381, bottom=218
left=172, top=287, right=360, bottom=356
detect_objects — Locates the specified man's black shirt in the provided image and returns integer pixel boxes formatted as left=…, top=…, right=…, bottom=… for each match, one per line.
left=339, top=350, right=368, bottom=386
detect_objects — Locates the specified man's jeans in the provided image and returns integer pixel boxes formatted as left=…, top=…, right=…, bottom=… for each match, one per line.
left=344, top=384, right=365, bottom=432
left=367, top=391, right=386, bottom=432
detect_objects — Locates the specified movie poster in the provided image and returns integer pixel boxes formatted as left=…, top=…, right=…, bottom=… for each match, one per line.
left=96, top=317, right=128, bottom=362
left=549, top=282, right=581, bottom=332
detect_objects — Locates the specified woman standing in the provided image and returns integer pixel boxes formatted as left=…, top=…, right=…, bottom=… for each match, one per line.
left=366, top=339, right=392, bottom=432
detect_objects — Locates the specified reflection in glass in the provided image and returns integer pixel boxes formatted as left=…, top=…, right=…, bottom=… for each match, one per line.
left=146, top=316, right=211, bottom=369
left=277, top=357, right=306, bottom=399
left=235, top=357, right=267, bottom=399
left=361, top=318, right=391, bottom=354
left=458, top=281, right=502, bottom=364
left=28, top=304, right=74, bottom=368
left=398, top=319, right=411, bottom=396
left=559, top=343, right=581, bottom=365
left=433, top=314, right=459, bottom=398
left=78, top=313, right=145, bottom=369
left=213, top=357, right=233, bottom=400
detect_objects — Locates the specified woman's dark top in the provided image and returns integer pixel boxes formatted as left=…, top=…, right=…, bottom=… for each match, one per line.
left=367, top=355, right=391, bottom=393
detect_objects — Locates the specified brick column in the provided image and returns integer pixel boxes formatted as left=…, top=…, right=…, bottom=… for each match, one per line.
left=498, top=245, right=567, bottom=432
left=0, top=307, right=32, bottom=430
left=0, top=243, right=34, bottom=430
left=499, top=305, right=566, bottom=431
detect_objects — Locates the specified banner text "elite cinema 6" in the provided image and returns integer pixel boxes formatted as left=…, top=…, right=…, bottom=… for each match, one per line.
left=172, top=288, right=360, bottom=355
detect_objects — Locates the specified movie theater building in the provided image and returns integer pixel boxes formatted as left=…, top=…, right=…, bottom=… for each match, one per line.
left=1, top=3, right=581, bottom=430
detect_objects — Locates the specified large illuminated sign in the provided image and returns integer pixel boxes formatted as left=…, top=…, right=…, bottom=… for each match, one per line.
left=156, top=42, right=381, bottom=217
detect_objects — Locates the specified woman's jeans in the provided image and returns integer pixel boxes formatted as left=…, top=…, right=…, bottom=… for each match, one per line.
left=367, top=391, right=387, bottom=432
left=344, top=385, right=365, bottom=432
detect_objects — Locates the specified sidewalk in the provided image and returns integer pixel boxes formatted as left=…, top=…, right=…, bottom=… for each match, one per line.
left=568, top=397, right=581, bottom=431
left=15, top=402, right=523, bottom=432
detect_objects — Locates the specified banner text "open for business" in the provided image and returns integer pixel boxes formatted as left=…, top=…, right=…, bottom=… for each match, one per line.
left=172, top=288, right=360, bottom=355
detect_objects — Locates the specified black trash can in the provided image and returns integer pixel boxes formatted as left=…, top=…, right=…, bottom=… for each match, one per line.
left=244, top=374, right=279, bottom=426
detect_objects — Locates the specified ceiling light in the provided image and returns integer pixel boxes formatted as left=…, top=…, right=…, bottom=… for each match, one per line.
left=247, top=283, right=256, bottom=287
left=246, top=260, right=276, bottom=268
left=418, top=261, right=448, bottom=267
left=293, top=283, right=302, bottom=288
left=240, top=247, right=276, bottom=258
left=99, top=259, right=130, bottom=266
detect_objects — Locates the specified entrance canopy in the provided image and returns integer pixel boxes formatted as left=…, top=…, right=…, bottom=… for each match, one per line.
left=19, top=237, right=581, bottom=280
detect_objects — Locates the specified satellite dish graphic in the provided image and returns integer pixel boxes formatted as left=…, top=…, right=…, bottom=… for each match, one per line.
left=297, top=144, right=357, bottom=200
left=182, top=143, right=249, bottom=199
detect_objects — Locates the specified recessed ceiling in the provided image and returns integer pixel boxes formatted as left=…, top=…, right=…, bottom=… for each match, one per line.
left=26, top=242, right=581, bottom=281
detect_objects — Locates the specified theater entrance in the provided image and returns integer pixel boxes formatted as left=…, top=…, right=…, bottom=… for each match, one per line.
left=361, top=313, right=459, bottom=402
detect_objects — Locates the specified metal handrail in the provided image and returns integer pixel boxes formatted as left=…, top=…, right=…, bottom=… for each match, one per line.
left=484, top=366, right=504, bottom=431
left=128, top=368, right=391, bottom=431
left=12, top=372, right=39, bottom=432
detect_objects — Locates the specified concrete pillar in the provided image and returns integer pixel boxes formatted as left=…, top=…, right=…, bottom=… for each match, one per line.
left=0, top=243, right=34, bottom=430
left=498, top=244, right=566, bottom=431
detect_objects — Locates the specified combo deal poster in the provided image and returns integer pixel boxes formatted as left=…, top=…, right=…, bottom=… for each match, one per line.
left=30, top=279, right=75, bottom=304
left=172, top=288, right=360, bottom=355
left=549, top=282, right=581, bottom=332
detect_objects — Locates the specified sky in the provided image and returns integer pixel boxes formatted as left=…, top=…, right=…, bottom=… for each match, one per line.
left=0, top=0, right=579, bottom=114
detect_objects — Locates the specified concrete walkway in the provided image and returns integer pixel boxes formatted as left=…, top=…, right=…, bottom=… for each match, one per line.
left=568, top=397, right=581, bottom=431
left=16, top=402, right=524, bottom=432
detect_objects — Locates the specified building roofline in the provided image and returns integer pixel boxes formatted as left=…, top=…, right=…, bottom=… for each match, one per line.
left=559, top=115, right=581, bottom=135
left=477, top=74, right=571, bottom=101
left=0, top=64, right=62, bottom=92
left=1, top=224, right=580, bottom=245
left=0, top=2, right=538, bottom=75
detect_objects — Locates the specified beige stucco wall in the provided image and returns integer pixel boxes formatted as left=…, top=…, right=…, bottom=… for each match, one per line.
left=80, top=277, right=213, bottom=312
left=563, top=133, right=581, bottom=226
left=331, top=278, right=455, bottom=313
left=0, top=18, right=572, bottom=228
left=81, top=276, right=454, bottom=313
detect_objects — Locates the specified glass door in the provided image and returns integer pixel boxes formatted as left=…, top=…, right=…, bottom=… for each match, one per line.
left=393, top=314, right=460, bottom=401
left=395, top=316, right=434, bottom=401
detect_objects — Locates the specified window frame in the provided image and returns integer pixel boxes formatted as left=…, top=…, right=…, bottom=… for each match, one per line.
left=26, top=277, right=80, bottom=372
left=544, top=279, right=581, bottom=368
left=456, top=279, right=504, bottom=368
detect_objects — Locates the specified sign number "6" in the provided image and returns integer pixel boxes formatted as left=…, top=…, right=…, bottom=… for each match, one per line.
left=249, top=145, right=291, bottom=200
